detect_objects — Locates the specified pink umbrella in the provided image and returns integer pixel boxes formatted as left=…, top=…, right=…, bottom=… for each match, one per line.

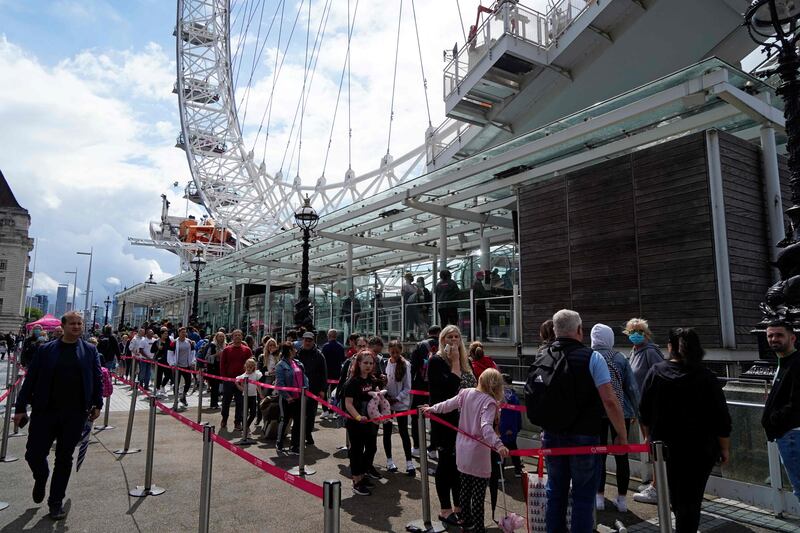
left=25, top=314, right=62, bottom=332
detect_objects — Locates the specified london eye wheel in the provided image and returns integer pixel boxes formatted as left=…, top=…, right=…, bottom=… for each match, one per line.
left=174, top=0, right=465, bottom=245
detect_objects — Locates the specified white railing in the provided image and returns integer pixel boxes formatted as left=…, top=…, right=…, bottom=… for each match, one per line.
left=443, top=0, right=592, bottom=99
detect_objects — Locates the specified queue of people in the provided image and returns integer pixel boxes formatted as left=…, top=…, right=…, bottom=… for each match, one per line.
left=10, top=308, right=800, bottom=533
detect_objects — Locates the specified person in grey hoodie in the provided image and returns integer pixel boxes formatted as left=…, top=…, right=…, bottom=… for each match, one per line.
left=591, top=323, right=640, bottom=513
left=623, top=317, right=664, bottom=504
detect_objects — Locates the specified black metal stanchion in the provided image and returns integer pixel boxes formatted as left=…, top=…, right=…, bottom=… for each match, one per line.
left=196, top=370, right=204, bottom=424
left=198, top=423, right=214, bottom=533
left=652, top=441, right=673, bottom=533
left=3, top=356, right=10, bottom=389
left=406, top=408, right=445, bottom=533
left=289, top=387, right=316, bottom=476
left=0, top=370, right=18, bottom=463
left=130, top=395, right=166, bottom=497
left=323, top=479, right=341, bottom=533
left=114, top=359, right=141, bottom=455
left=236, top=378, right=257, bottom=445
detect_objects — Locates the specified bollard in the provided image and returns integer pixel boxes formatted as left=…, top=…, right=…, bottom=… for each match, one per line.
left=289, top=387, right=316, bottom=476
left=406, top=408, right=445, bottom=533
left=130, top=395, right=166, bottom=497
left=114, top=359, right=141, bottom=455
left=93, top=393, right=115, bottom=431
left=196, top=370, right=204, bottom=424
left=198, top=423, right=214, bottom=533
left=651, top=441, right=673, bottom=533
left=0, top=370, right=19, bottom=463
left=3, top=355, right=10, bottom=389
left=236, top=378, right=257, bottom=445
left=323, top=479, right=341, bottom=533
left=172, top=366, right=180, bottom=411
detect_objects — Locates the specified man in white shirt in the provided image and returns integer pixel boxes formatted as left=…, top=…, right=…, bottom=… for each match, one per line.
left=167, top=327, right=196, bottom=407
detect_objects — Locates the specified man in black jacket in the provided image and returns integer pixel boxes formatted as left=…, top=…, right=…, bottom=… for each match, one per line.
left=409, top=325, right=439, bottom=455
left=762, top=320, right=800, bottom=501
left=297, top=331, right=327, bottom=445
left=96, top=325, right=120, bottom=370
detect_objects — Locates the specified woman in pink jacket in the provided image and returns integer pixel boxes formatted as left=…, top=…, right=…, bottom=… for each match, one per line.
left=424, top=368, right=509, bottom=532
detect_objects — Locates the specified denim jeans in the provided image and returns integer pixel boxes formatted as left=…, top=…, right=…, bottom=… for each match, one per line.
left=138, top=361, right=152, bottom=389
left=542, top=432, right=599, bottom=533
left=777, top=429, right=800, bottom=500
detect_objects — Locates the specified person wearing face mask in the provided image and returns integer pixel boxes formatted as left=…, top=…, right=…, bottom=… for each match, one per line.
left=623, top=317, right=664, bottom=505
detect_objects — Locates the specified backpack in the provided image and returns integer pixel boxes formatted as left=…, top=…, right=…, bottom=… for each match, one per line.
left=524, top=344, right=578, bottom=431
left=600, top=350, right=624, bottom=409
left=100, top=367, right=113, bottom=398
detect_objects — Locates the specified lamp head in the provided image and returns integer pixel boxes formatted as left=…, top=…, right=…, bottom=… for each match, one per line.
left=294, top=195, right=319, bottom=231
left=745, top=0, right=800, bottom=45
left=189, top=252, right=207, bottom=272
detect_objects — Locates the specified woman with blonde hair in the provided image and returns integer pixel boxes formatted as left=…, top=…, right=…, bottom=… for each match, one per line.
left=427, top=325, right=476, bottom=526
left=424, top=368, right=509, bottom=532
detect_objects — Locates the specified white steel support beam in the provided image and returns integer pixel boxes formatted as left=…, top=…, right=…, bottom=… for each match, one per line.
left=243, top=258, right=344, bottom=275
left=317, top=231, right=437, bottom=255
left=439, top=217, right=448, bottom=270
left=403, top=199, right=514, bottom=229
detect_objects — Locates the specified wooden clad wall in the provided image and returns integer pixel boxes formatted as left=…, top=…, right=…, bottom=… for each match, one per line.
left=519, top=132, right=722, bottom=347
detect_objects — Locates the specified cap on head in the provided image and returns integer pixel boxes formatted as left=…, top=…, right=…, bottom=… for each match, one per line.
left=302, top=331, right=315, bottom=340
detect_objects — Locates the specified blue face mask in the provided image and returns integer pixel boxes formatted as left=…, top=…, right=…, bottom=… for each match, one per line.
left=628, top=332, right=645, bottom=345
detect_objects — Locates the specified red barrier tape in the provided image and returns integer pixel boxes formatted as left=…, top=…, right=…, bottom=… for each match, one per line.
left=209, top=433, right=323, bottom=499
left=0, top=376, right=22, bottom=403
left=327, top=379, right=338, bottom=385
left=154, top=399, right=206, bottom=432
left=304, top=389, right=416, bottom=423
left=410, top=389, right=524, bottom=413
left=409, top=389, right=429, bottom=396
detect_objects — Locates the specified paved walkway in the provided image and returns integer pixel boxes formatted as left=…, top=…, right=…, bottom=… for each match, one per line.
left=1, top=363, right=800, bottom=531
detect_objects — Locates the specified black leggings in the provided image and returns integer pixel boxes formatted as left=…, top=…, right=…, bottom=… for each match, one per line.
left=383, top=415, right=412, bottom=461
left=244, top=396, right=258, bottom=427
left=435, top=444, right=461, bottom=509
left=348, top=421, right=378, bottom=478
left=598, top=418, right=632, bottom=495
left=667, top=447, right=716, bottom=533
left=175, top=368, right=192, bottom=396
left=155, top=364, right=173, bottom=389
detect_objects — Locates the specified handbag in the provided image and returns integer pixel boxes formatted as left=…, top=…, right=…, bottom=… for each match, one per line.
left=525, top=459, right=572, bottom=532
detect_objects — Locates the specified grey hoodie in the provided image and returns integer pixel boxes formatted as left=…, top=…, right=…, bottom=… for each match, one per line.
left=630, top=341, right=665, bottom=391
left=590, top=324, right=641, bottom=419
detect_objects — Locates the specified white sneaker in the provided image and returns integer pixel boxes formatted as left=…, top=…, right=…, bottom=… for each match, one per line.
left=614, top=495, right=628, bottom=513
left=595, top=494, right=605, bottom=511
left=427, top=449, right=438, bottom=461
left=387, top=459, right=398, bottom=472
left=406, top=460, right=416, bottom=476
left=633, top=484, right=658, bottom=504
left=411, top=447, right=420, bottom=458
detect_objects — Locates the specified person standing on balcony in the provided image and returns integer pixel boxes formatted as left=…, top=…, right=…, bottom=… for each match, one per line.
left=402, top=272, right=418, bottom=340
left=435, top=270, right=460, bottom=327
left=762, top=320, right=800, bottom=502
left=471, top=272, right=489, bottom=341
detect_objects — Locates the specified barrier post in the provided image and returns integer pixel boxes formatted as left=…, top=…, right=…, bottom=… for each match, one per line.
left=114, top=358, right=141, bottom=455
left=196, top=370, right=204, bottom=424
left=8, top=363, right=25, bottom=438
left=406, top=408, right=445, bottom=533
left=94, top=391, right=115, bottom=431
left=172, top=366, right=180, bottom=411
left=198, top=423, right=214, bottom=533
left=289, top=387, right=316, bottom=476
left=236, top=378, right=257, bottom=445
left=3, top=355, right=10, bottom=388
left=323, top=479, right=341, bottom=533
left=651, top=441, right=673, bottom=533
left=0, top=370, right=18, bottom=463
left=130, top=395, right=166, bottom=497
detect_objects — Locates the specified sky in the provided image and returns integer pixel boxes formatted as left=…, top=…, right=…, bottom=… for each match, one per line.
left=1, top=0, right=523, bottom=310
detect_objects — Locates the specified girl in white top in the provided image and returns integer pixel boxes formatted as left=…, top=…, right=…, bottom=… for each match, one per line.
left=382, top=340, right=415, bottom=476
left=236, top=358, right=263, bottom=432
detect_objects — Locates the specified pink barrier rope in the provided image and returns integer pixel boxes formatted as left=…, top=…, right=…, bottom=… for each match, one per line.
left=0, top=376, right=22, bottom=403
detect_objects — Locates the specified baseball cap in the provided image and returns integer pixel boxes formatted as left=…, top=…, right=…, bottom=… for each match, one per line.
left=302, top=331, right=315, bottom=339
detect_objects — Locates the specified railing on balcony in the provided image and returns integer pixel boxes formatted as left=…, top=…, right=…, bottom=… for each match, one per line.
left=443, top=0, right=592, bottom=100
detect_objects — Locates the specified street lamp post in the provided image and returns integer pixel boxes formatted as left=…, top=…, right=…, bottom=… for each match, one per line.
left=744, top=1, right=800, bottom=323
left=104, top=297, right=112, bottom=327
left=145, top=273, right=157, bottom=324
left=91, top=304, right=99, bottom=335
left=294, top=196, right=319, bottom=331
left=189, top=252, right=207, bottom=326
left=77, top=249, right=93, bottom=332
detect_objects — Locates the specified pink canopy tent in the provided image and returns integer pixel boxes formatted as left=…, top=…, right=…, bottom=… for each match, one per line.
left=25, top=314, right=62, bottom=332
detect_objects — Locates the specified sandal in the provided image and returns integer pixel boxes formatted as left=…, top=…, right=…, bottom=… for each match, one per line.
left=438, top=512, right=463, bottom=526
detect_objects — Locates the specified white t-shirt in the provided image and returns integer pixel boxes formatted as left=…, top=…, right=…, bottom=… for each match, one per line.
left=237, top=370, right=263, bottom=397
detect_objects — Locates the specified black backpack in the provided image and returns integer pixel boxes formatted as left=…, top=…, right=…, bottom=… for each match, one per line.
left=524, top=344, right=578, bottom=431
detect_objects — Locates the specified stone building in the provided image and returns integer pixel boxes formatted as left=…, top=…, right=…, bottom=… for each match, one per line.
left=0, top=170, right=33, bottom=334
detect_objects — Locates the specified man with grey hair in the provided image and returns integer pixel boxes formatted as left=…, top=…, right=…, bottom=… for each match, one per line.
left=321, top=329, right=345, bottom=420
left=538, top=309, right=627, bottom=532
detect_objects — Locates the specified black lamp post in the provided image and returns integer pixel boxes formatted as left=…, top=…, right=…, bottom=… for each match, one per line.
left=91, top=304, right=99, bottom=335
left=189, top=252, right=207, bottom=326
left=745, top=1, right=800, bottom=324
left=118, top=299, right=126, bottom=331
left=145, top=273, right=157, bottom=324
left=294, top=195, right=319, bottom=331
left=103, top=296, right=111, bottom=327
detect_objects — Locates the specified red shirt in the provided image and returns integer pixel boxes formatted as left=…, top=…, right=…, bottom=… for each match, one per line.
left=470, top=355, right=497, bottom=379
left=220, top=344, right=253, bottom=378
left=346, top=347, right=357, bottom=359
